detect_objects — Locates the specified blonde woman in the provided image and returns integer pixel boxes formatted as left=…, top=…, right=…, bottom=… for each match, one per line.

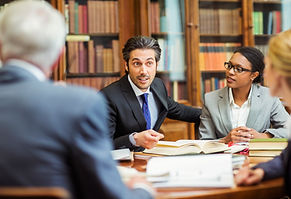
left=235, top=29, right=291, bottom=198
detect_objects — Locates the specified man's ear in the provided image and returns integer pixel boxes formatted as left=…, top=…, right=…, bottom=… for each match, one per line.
left=124, top=61, right=129, bottom=73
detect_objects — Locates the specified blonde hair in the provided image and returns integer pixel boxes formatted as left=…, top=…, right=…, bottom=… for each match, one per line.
left=268, top=29, right=291, bottom=77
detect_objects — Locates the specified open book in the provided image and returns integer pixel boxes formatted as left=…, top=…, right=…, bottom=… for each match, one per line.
left=143, top=140, right=228, bottom=156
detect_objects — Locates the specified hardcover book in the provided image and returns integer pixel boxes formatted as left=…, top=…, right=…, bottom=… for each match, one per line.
left=249, top=138, right=288, bottom=151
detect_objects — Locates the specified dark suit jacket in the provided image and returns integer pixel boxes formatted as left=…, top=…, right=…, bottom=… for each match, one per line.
left=254, top=140, right=291, bottom=197
left=101, top=75, right=201, bottom=151
left=0, top=65, right=152, bottom=199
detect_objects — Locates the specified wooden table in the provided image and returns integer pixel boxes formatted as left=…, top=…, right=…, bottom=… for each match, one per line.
left=120, top=153, right=286, bottom=199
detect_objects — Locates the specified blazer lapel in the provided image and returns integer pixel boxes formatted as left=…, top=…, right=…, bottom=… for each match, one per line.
left=120, top=76, right=146, bottom=129
left=150, top=79, right=168, bottom=110
left=218, top=87, right=233, bottom=133
left=246, top=84, right=262, bottom=128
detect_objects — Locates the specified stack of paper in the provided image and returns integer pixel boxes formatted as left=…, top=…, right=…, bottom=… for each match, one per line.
left=146, top=154, right=234, bottom=188
left=111, top=148, right=133, bottom=161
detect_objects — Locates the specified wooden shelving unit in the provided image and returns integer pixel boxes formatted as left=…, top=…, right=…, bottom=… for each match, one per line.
left=1, top=0, right=289, bottom=140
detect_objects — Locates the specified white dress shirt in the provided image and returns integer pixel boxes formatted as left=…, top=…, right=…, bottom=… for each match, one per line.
left=127, top=75, right=159, bottom=146
left=229, top=85, right=253, bottom=129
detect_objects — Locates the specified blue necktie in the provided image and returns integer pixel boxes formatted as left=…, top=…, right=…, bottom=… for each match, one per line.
left=141, top=93, right=151, bottom=130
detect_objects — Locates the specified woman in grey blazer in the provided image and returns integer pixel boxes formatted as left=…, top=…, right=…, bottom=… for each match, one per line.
left=199, top=47, right=289, bottom=143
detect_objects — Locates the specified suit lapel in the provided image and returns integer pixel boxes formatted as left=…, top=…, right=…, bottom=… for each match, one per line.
left=246, top=84, right=261, bottom=128
left=150, top=79, right=168, bottom=110
left=120, top=76, right=146, bottom=129
left=218, top=87, right=233, bottom=133
left=150, top=79, right=168, bottom=130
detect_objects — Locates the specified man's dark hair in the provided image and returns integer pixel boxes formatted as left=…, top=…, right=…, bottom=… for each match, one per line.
left=122, top=36, right=161, bottom=66
left=234, top=47, right=265, bottom=84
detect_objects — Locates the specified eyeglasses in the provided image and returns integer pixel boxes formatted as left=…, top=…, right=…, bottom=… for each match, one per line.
left=224, top=62, right=253, bottom=73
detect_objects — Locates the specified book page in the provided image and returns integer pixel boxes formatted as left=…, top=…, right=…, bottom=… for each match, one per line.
left=146, top=154, right=234, bottom=188
left=144, top=140, right=228, bottom=155
left=143, top=145, right=202, bottom=156
left=176, top=139, right=228, bottom=153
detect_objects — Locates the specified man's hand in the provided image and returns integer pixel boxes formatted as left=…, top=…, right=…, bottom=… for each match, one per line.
left=126, top=176, right=156, bottom=196
left=134, top=130, right=164, bottom=149
left=235, top=166, right=264, bottom=186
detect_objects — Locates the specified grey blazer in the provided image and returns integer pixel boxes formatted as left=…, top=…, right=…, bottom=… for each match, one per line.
left=199, top=84, right=289, bottom=139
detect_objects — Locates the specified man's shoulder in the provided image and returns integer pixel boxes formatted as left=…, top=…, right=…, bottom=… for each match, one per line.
left=150, top=77, right=166, bottom=91
left=101, top=79, right=121, bottom=93
left=101, top=76, right=124, bottom=94
left=44, top=82, right=104, bottom=106
left=152, top=77, right=164, bottom=85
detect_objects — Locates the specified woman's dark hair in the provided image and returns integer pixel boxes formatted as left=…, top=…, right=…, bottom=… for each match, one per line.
left=234, top=47, right=265, bottom=84
left=122, top=36, right=161, bottom=66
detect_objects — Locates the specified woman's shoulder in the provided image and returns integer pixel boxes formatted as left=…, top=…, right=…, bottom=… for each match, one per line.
left=205, top=87, right=228, bottom=99
left=253, top=84, right=280, bottom=103
left=253, top=84, right=271, bottom=96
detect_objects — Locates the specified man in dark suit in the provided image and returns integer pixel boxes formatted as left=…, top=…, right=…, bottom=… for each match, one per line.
left=101, top=36, right=201, bottom=151
left=0, top=1, right=153, bottom=199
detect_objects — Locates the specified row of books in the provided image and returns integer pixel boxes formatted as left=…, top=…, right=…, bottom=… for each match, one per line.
left=199, top=43, right=241, bottom=71
left=161, top=77, right=187, bottom=101
left=150, top=1, right=160, bottom=33
left=254, top=0, right=281, bottom=2
left=253, top=11, right=281, bottom=35
left=199, top=8, right=242, bottom=35
left=67, top=0, right=119, bottom=34
left=150, top=0, right=184, bottom=33
left=202, top=77, right=226, bottom=94
left=157, top=37, right=186, bottom=80
left=66, top=76, right=119, bottom=91
left=67, top=39, right=120, bottom=74
left=249, top=138, right=288, bottom=164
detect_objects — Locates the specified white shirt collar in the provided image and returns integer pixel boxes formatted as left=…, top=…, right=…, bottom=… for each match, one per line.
left=229, top=85, right=253, bottom=105
left=5, top=59, right=46, bottom=81
left=127, top=75, right=150, bottom=97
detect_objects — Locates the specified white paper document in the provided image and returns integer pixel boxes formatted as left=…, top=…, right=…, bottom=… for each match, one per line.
left=146, top=154, right=234, bottom=188
left=111, top=148, right=133, bottom=161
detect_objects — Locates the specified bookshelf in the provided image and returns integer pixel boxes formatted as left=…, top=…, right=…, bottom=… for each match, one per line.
left=55, top=0, right=121, bottom=90
left=198, top=0, right=245, bottom=98
left=149, top=0, right=188, bottom=101
left=251, top=0, right=291, bottom=56
left=2, top=0, right=290, bottom=105
left=2, top=0, right=290, bottom=139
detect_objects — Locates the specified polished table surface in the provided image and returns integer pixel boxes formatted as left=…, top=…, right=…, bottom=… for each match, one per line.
left=120, top=153, right=286, bottom=199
